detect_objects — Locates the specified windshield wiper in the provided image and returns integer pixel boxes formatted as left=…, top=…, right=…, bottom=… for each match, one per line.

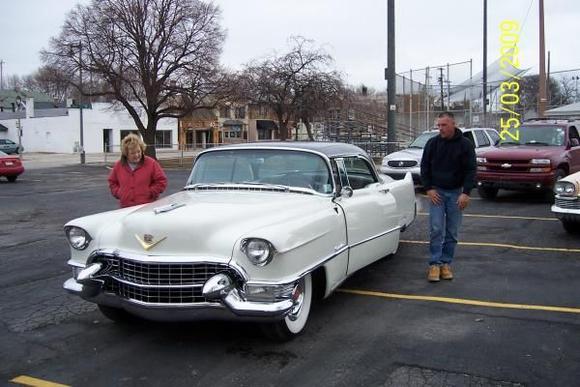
left=500, top=141, right=520, bottom=146
left=408, top=145, right=423, bottom=149
left=524, top=141, right=550, bottom=146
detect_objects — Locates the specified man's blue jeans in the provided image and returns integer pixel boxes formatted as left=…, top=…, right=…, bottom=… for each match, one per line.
left=429, top=187, right=463, bottom=266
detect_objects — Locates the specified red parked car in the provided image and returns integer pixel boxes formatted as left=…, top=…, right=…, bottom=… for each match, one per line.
left=0, top=150, right=24, bottom=182
left=476, top=119, right=580, bottom=199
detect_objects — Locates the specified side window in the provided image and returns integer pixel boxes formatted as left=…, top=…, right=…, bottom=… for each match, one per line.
left=474, top=130, right=490, bottom=147
left=463, top=131, right=476, bottom=148
left=486, top=129, right=501, bottom=146
left=568, top=126, right=580, bottom=147
left=342, top=157, right=377, bottom=190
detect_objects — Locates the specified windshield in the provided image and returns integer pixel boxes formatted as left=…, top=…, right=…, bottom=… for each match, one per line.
left=499, top=126, right=565, bottom=146
left=187, top=149, right=333, bottom=194
left=408, top=132, right=438, bottom=148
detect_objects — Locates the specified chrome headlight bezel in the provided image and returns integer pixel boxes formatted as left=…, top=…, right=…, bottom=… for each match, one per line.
left=240, top=238, right=276, bottom=266
left=476, top=157, right=487, bottom=164
left=64, top=226, right=92, bottom=250
left=554, top=181, right=577, bottom=196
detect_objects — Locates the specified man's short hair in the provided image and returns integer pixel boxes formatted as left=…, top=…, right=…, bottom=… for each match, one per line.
left=438, top=111, right=455, bottom=120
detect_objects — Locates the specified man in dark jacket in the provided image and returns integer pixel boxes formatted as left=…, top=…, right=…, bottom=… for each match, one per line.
left=420, top=112, right=476, bottom=282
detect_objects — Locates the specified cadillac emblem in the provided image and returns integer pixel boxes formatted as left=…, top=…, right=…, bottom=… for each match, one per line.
left=398, top=161, right=405, bottom=167
left=135, top=233, right=167, bottom=251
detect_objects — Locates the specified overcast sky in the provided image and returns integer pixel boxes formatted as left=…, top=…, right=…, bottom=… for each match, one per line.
left=2, top=0, right=579, bottom=89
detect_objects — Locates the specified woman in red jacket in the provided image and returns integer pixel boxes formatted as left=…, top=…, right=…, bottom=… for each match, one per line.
left=108, top=133, right=168, bottom=208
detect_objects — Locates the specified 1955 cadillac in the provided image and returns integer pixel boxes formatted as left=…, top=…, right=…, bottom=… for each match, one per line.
left=64, top=142, right=416, bottom=340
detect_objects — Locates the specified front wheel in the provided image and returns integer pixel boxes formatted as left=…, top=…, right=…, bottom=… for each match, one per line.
left=478, top=186, right=498, bottom=199
left=261, top=273, right=313, bottom=341
left=562, top=219, right=580, bottom=234
left=98, top=304, right=138, bottom=324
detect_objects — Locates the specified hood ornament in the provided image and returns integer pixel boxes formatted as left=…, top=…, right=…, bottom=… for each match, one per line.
left=135, top=234, right=167, bottom=251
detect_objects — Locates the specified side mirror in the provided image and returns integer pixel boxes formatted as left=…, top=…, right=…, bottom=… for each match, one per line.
left=340, top=186, right=354, bottom=198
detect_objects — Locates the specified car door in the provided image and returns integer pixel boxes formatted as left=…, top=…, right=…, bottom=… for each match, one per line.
left=334, top=156, right=400, bottom=276
left=568, top=126, right=580, bottom=174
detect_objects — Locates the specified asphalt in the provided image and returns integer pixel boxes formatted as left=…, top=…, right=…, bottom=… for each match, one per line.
left=0, top=165, right=579, bottom=387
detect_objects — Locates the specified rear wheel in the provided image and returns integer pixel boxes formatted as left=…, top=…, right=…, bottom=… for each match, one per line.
left=261, top=273, right=313, bottom=341
left=477, top=186, right=498, bottom=199
left=6, top=176, right=17, bottom=183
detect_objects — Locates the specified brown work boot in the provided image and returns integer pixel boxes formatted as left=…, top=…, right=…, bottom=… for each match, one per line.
left=427, top=265, right=440, bottom=282
left=440, top=264, right=454, bottom=280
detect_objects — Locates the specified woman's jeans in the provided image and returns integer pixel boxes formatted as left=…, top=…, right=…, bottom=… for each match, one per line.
left=429, top=187, right=463, bottom=266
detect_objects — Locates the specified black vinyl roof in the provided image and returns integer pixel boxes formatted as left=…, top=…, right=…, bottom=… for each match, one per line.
left=207, top=141, right=370, bottom=159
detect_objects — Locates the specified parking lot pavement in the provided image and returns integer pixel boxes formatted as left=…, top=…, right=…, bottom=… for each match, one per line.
left=1, top=166, right=579, bottom=387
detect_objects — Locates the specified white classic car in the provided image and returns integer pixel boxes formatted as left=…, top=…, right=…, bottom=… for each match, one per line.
left=552, top=170, right=580, bottom=233
left=64, top=142, right=416, bottom=340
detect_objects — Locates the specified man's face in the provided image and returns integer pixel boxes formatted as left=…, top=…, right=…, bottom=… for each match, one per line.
left=437, top=116, right=455, bottom=139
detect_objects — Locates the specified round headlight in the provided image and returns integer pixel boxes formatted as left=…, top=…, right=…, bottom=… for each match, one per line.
left=65, top=226, right=92, bottom=250
left=554, top=182, right=576, bottom=196
left=241, top=238, right=275, bottom=266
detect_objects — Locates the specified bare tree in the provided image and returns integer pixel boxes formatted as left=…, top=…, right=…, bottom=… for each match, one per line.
left=294, top=71, right=346, bottom=140
left=42, top=0, right=229, bottom=158
left=241, top=37, right=333, bottom=140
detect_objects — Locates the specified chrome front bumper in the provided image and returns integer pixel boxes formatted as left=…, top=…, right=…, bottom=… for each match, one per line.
left=64, top=263, right=295, bottom=322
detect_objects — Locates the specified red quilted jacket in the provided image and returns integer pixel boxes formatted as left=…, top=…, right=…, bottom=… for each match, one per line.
left=108, top=156, right=168, bottom=208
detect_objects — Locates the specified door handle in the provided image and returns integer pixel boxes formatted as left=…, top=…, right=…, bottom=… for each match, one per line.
left=379, top=188, right=390, bottom=194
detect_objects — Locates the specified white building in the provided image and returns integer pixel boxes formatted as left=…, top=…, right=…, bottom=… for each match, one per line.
left=0, top=99, right=178, bottom=154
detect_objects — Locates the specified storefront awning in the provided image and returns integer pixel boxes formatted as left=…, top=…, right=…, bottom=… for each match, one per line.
left=222, top=119, right=245, bottom=126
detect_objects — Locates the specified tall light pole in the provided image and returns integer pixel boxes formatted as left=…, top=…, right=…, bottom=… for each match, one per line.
left=70, top=42, right=85, bottom=164
left=386, top=0, right=396, bottom=153
left=483, top=0, right=488, bottom=126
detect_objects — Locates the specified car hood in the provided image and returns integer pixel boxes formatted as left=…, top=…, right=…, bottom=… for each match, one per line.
left=384, top=148, right=423, bottom=161
left=86, top=190, right=330, bottom=258
left=480, top=146, right=563, bottom=161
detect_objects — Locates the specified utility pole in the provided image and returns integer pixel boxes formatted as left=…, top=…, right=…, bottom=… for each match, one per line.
left=483, top=0, right=488, bottom=126
left=0, top=59, right=4, bottom=90
left=386, top=0, right=397, bottom=153
left=538, top=0, right=547, bottom=117
left=438, top=68, right=445, bottom=111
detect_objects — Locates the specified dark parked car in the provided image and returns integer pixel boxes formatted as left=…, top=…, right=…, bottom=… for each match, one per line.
left=0, top=150, right=24, bottom=182
left=0, top=139, right=23, bottom=154
left=476, top=119, right=580, bottom=199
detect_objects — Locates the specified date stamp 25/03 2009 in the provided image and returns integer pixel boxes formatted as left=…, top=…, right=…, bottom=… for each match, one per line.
left=498, top=20, right=522, bottom=142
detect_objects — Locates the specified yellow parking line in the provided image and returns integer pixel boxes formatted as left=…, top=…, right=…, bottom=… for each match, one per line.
left=10, top=376, right=70, bottom=387
left=338, top=288, right=580, bottom=314
left=400, top=239, right=580, bottom=253
left=417, top=212, right=558, bottom=221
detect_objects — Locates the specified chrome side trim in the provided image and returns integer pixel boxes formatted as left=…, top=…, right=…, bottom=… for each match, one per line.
left=66, top=259, right=86, bottom=268
left=349, top=226, right=401, bottom=248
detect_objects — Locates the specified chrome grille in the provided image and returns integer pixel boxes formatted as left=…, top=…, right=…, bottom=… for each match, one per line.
left=387, top=160, right=417, bottom=168
left=95, top=255, right=242, bottom=304
left=555, top=197, right=580, bottom=210
left=108, top=281, right=204, bottom=304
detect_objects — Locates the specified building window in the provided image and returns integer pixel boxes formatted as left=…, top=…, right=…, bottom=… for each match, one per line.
left=224, top=125, right=242, bottom=138
left=235, top=106, right=246, bottom=119
left=155, top=130, right=172, bottom=148
left=220, top=106, right=231, bottom=118
left=120, top=130, right=139, bottom=142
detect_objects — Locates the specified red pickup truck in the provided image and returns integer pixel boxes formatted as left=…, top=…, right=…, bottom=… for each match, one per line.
left=476, top=119, right=580, bottom=199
